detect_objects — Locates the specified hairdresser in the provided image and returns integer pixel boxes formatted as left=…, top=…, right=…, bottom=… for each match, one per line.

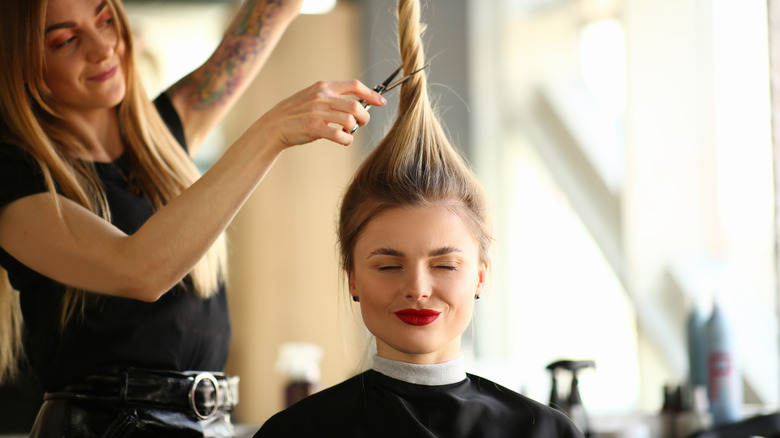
left=0, top=0, right=385, bottom=436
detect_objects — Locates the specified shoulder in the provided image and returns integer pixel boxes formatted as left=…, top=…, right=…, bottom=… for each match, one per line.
left=153, top=92, right=188, bottom=151
left=466, top=374, right=585, bottom=437
left=0, top=142, right=49, bottom=208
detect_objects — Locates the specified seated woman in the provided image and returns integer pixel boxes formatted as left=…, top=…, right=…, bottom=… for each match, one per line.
left=254, top=0, right=584, bottom=436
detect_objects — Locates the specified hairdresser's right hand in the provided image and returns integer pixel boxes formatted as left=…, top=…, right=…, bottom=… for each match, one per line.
left=253, top=80, right=386, bottom=150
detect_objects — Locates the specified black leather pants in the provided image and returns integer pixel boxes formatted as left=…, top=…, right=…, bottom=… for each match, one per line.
left=29, top=368, right=238, bottom=438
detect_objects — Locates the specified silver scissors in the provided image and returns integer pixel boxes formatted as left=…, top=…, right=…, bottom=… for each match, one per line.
left=348, top=63, right=430, bottom=134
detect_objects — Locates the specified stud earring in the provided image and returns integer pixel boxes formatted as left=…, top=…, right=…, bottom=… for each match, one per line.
left=475, top=295, right=480, bottom=300
left=352, top=296, right=359, bottom=302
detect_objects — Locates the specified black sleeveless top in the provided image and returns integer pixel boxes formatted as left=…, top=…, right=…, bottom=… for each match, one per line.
left=0, top=94, right=230, bottom=391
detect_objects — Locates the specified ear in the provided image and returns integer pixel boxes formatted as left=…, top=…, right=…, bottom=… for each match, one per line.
left=348, top=270, right=357, bottom=295
left=476, top=262, right=487, bottom=293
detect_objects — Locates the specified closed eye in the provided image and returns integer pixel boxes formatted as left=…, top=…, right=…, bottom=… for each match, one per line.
left=97, top=6, right=114, bottom=28
left=55, top=35, right=78, bottom=49
left=378, top=265, right=402, bottom=271
left=434, top=265, right=457, bottom=271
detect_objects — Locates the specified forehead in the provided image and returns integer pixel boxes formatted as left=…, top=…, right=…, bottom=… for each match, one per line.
left=45, top=0, right=106, bottom=22
left=356, top=204, right=479, bottom=254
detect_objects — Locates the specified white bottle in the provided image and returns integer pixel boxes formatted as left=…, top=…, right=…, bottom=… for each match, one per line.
left=705, top=299, right=742, bottom=425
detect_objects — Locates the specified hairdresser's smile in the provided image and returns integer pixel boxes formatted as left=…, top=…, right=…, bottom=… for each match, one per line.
left=43, top=0, right=127, bottom=114
left=87, top=64, right=118, bottom=82
left=349, top=204, right=486, bottom=365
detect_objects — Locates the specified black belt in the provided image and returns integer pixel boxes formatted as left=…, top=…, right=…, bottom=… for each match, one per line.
left=44, top=368, right=239, bottom=420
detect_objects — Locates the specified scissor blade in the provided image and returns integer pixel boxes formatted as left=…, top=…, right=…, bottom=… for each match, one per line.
left=359, top=66, right=403, bottom=108
left=381, top=63, right=430, bottom=94
left=377, top=66, right=403, bottom=91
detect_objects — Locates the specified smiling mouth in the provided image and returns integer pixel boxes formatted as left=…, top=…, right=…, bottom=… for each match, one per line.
left=394, top=309, right=441, bottom=326
left=88, top=65, right=117, bottom=82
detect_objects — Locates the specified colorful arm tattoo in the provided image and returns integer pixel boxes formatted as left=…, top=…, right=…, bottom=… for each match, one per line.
left=173, top=0, right=285, bottom=109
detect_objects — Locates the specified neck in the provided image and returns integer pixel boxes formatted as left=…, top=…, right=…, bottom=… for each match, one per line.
left=375, top=335, right=462, bottom=365
left=56, top=105, right=124, bottom=162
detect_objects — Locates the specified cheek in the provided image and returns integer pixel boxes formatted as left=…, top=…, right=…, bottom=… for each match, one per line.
left=356, top=276, right=393, bottom=321
left=439, top=274, right=478, bottom=311
left=358, top=276, right=392, bottom=306
left=43, top=60, right=72, bottom=92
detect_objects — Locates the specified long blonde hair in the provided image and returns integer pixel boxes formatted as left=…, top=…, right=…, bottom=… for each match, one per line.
left=0, top=0, right=227, bottom=382
left=337, top=0, right=491, bottom=274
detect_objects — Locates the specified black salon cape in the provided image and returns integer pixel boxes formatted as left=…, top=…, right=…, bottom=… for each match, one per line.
left=254, top=370, right=584, bottom=438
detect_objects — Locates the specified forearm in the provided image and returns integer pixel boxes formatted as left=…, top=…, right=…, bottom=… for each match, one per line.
left=125, top=124, right=283, bottom=300
left=186, top=0, right=299, bottom=107
left=169, top=0, right=302, bottom=151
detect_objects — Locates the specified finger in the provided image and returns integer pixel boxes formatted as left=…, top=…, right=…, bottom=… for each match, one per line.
left=328, top=98, right=368, bottom=127
left=337, top=112, right=358, bottom=132
left=295, top=110, right=357, bottom=146
left=326, top=79, right=387, bottom=107
left=320, top=124, right=355, bottom=146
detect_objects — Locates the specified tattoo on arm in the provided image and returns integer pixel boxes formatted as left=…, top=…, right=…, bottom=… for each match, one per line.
left=172, top=0, right=285, bottom=109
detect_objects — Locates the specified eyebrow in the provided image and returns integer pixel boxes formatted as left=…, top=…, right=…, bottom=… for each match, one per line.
left=45, top=1, right=107, bottom=34
left=366, top=246, right=462, bottom=259
left=367, top=248, right=403, bottom=259
left=429, top=246, right=463, bottom=257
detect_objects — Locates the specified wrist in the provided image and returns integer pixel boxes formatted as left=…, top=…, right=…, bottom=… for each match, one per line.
left=275, top=0, right=304, bottom=20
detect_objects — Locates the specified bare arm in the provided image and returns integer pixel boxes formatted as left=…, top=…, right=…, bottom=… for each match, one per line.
left=0, top=80, right=385, bottom=302
left=166, top=0, right=303, bottom=155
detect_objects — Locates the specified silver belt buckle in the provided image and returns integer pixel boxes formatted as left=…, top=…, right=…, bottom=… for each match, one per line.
left=189, top=372, right=220, bottom=420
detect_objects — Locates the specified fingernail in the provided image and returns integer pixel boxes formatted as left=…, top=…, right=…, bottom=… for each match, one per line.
left=379, top=95, right=387, bottom=104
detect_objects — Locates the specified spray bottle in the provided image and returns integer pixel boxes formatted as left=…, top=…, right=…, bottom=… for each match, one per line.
left=705, top=295, right=742, bottom=426
left=546, top=359, right=596, bottom=437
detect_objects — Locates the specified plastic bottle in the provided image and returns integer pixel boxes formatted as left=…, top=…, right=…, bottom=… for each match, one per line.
left=705, top=298, right=742, bottom=425
left=686, top=290, right=710, bottom=390
left=275, top=342, right=323, bottom=407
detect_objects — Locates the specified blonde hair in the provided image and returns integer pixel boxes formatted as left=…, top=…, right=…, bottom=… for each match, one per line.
left=0, top=0, right=227, bottom=382
left=337, top=0, right=491, bottom=275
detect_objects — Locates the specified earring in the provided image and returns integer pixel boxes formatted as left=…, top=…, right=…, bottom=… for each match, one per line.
left=352, top=296, right=359, bottom=302
left=475, top=295, right=480, bottom=300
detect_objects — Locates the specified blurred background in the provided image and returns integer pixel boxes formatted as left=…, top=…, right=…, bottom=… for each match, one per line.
left=2, top=0, right=779, bottom=435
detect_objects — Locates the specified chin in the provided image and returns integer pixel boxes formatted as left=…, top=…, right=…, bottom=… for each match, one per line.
left=391, top=341, right=443, bottom=357
left=109, top=84, right=127, bottom=106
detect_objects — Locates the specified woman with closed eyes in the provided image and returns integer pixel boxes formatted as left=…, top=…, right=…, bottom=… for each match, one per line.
left=253, top=0, right=584, bottom=436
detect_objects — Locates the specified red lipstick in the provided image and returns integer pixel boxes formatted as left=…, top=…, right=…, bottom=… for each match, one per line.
left=88, top=65, right=117, bottom=82
left=395, top=309, right=441, bottom=326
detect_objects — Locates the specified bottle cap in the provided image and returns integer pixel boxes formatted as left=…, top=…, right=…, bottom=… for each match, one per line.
left=275, top=342, right=323, bottom=383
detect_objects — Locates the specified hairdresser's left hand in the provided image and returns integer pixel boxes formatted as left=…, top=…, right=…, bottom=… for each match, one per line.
left=251, top=79, right=387, bottom=150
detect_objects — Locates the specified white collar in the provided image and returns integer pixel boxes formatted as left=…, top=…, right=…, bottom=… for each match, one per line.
left=371, top=355, right=467, bottom=386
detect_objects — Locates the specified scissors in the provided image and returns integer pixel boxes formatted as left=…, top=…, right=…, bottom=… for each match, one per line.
left=348, top=63, right=430, bottom=134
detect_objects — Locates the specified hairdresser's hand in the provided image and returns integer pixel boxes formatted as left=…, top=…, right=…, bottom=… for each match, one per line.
left=255, top=80, right=386, bottom=150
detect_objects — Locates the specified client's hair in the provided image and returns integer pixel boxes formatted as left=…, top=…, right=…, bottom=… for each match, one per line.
left=337, top=0, right=491, bottom=274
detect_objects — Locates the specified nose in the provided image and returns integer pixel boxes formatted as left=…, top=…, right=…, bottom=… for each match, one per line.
left=404, top=265, right=431, bottom=301
left=85, top=30, right=116, bottom=63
